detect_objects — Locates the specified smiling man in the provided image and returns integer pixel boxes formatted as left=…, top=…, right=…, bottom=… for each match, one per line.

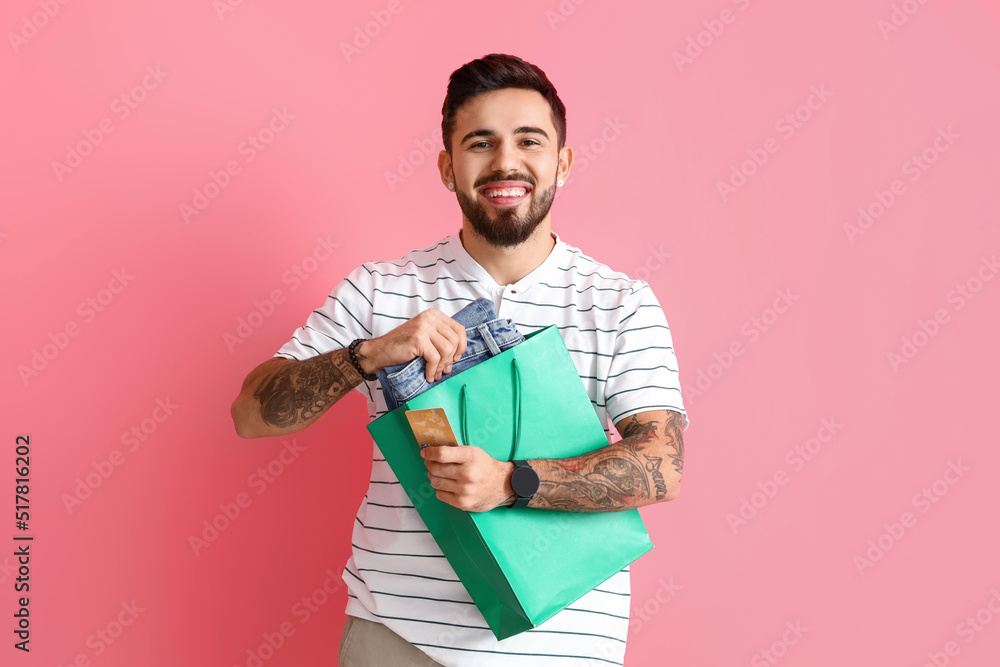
left=231, top=53, right=688, bottom=666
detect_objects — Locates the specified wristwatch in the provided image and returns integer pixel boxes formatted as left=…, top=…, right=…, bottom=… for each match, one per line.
left=509, top=460, right=539, bottom=509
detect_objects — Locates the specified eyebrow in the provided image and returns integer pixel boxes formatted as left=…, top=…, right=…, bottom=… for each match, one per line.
left=460, top=126, right=550, bottom=145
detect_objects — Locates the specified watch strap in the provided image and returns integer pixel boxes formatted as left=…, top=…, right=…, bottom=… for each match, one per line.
left=510, top=459, right=539, bottom=509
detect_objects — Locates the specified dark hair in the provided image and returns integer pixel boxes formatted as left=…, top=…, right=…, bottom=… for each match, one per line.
left=441, top=53, right=567, bottom=154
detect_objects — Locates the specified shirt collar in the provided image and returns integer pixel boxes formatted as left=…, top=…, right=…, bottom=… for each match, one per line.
left=444, top=229, right=568, bottom=292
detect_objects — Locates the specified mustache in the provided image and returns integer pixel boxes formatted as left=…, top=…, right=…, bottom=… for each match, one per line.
left=475, top=175, right=536, bottom=187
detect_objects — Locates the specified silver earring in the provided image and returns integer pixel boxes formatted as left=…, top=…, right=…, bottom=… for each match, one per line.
left=448, top=182, right=455, bottom=190
left=557, top=179, right=564, bottom=187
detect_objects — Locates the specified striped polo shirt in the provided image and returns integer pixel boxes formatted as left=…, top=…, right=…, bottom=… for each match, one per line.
left=274, top=230, right=687, bottom=666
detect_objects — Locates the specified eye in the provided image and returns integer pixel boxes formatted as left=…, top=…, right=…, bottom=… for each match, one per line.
left=470, top=141, right=490, bottom=149
left=522, top=139, right=540, bottom=146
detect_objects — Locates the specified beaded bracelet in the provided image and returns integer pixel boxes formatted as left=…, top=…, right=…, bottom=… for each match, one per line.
left=348, top=339, right=377, bottom=381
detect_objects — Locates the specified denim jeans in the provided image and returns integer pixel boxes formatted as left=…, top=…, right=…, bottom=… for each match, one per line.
left=376, top=297, right=525, bottom=412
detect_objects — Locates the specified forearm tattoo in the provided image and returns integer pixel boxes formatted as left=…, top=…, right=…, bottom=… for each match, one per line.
left=252, top=349, right=362, bottom=428
left=530, top=411, right=685, bottom=512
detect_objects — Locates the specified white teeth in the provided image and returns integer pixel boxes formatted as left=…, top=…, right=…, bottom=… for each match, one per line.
left=486, top=188, right=526, bottom=198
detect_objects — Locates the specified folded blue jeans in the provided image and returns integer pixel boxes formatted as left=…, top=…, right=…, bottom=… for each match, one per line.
left=376, top=297, right=525, bottom=412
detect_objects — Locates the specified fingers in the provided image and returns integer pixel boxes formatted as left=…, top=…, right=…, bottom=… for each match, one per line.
left=424, top=326, right=459, bottom=382
left=423, top=312, right=467, bottom=382
left=426, top=460, right=461, bottom=480
left=423, top=448, right=495, bottom=513
left=420, top=444, right=463, bottom=464
left=446, top=315, right=468, bottom=361
left=419, top=336, right=443, bottom=383
left=421, top=445, right=472, bottom=469
left=377, top=308, right=469, bottom=382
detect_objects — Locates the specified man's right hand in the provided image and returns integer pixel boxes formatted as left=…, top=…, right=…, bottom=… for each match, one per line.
left=362, top=309, right=468, bottom=382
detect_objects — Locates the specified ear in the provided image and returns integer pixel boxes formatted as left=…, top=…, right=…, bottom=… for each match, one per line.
left=557, top=145, right=574, bottom=185
left=438, top=149, right=454, bottom=189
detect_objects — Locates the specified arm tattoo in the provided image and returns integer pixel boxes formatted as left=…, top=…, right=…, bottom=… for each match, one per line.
left=253, top=348, right=362, bottom=428
left=630, top=412, right=684, bottom=477
left=530, top=411, right=685, bottom=512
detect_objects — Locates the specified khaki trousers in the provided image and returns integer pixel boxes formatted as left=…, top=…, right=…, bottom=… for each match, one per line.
left=338, top=615, right=445, bottom=666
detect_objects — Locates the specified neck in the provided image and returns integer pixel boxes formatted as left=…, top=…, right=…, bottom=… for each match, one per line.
left=459, top=222, right=556, bottom=286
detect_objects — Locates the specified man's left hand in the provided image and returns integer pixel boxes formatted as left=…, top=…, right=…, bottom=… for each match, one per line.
left=420, top=445, right=514, bottom=512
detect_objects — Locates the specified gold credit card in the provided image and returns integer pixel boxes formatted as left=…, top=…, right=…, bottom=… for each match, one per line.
left=405, top=408, right=460, bottom=447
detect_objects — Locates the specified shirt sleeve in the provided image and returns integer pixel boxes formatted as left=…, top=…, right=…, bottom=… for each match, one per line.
left=604, top=283, right=689, bottom=431
left=273, top=263, right=375, bottom=363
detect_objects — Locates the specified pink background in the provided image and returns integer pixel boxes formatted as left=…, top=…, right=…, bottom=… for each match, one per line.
left=3, top=1, right=999, bottom=665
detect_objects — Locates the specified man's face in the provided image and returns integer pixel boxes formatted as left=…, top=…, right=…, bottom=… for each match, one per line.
left=441, top=88, right=569, bottom=248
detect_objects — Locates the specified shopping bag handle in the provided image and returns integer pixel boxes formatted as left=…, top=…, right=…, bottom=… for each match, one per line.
left=459, top=357, right=523, bottom=461
left=460, top=383, right=469, bottom=447
left=512, top=357, right=522, bottom=459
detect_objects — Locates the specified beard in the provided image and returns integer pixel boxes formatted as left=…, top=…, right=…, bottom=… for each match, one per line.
left=456, top=180, right=557, bottom=249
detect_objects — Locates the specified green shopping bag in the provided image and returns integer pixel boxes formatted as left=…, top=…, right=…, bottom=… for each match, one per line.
left=367, top=325, right=654, bottom=640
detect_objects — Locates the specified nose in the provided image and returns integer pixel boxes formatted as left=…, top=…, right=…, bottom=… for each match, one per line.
left=491, top=138, right=521, bottom=174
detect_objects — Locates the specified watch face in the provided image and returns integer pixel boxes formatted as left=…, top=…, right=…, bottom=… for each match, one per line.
left=511, top=465, right=540, bottom=497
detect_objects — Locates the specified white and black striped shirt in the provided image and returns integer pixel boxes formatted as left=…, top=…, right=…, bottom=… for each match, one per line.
left=275, top=231, right=687, bottom=666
